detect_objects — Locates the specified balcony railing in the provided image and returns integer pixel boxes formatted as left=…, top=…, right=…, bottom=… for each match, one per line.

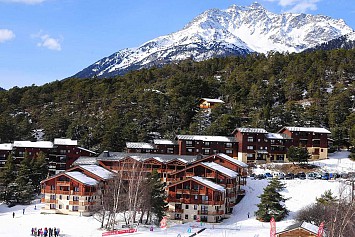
left=167, top=208, right=183, bottom=213
left=197, top=210, right=224, bottom=215
left=56, top=181, right=70, bottom=186
left=69, top=201, right=79, bottom=205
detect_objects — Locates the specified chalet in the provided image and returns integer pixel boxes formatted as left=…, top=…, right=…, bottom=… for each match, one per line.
left=167, top=176, right=226, bottom=223
left=40, top=164, right=113, bottom=216
left=232, top=128, right=269, bottom=163
left=199, top=98, right=225, bottom=109
left=167, top=161, right=241, bottom=213
left=153, top=139, right=179, bottom=154
left=0, top=143, right=13, bottom=168
left=276, top=221, right=323, bottom=237
left=176, top=135, right=238, bottom=157
left=278, top=127, right=331, bottom=160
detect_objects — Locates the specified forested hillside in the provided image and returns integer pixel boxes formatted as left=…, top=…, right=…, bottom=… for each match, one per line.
left=0, top=49, right=354, bottom=152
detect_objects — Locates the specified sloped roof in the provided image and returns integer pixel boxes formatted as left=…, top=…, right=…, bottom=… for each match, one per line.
left=201, top=162, right=238, bottom=178
left=54, top=138, right=78, bottom=146
left=73, top=156, right=98, bottom=165
left=0, top=143, right=13, bottom=151
left=265, top=133, right=291, bottom=140
left=78, top=165, right=113, bottom=180
left=153, top=139, right=177, bottom=145
left=280, top=127, right=331, bottom=134
left=13, top=141, right=53, bottom=149
left=66, top=171, right=98, bottom=186
left=176, top=135, right=236, bottom=142
left=126, top=142, right=155, bottom=149
left=192, top=176, right=225, bottom=192
left=232, top=128, right=269, bottom=134
left=200, top=98, right=225, bottom=104
left=97, top=151, right=198, bottom=164
left=276, top=221, right=320, bottom=235
left=216, top=153, right=248, bottom=168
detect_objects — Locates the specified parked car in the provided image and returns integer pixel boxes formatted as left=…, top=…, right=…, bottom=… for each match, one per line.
left=306, top=172, right=316, bottom=180
left=314, top=172, right=322, bottom=179
left=277, top=172, right=285, bottom=179
left=321, top=172, right=329, bottom=180
left=296, top=172, right=306, bottom=179
left=264, top=172, right=273, bottom=179
left=254, top=174, right=265, bottom=180
left=285, top=173, right=295, bottom=179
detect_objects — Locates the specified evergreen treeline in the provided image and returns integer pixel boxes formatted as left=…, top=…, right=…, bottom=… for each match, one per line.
left=0, top=49, right=354, bottom=152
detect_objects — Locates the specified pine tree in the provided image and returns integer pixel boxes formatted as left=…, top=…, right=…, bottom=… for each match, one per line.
left=255, top=179, right=289, bottom=222
left=316, top=189, right=337, bottom=205
left=147, top=169, right=167, bottom=224
left=15, top=152, right=35, bottom=204
left=0, top=154, right=16, bottom=203
left=31, top=151, right=48, bottom=193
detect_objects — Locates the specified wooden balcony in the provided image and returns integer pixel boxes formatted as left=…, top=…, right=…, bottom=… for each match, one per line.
left=168, top=208, right=183, bottom=213
left=56, top=190, right=70, bottom=195
left=69, top=201, right=79, bottom=205
left=197, top=210, right=224, bottom=215
left=56, top=181, right=70, bottom=186
left=205, top=173, right=215, bottom=178
left=226, top=183, right=235, bottom=188
left=185, top=172, right=194, bottom=177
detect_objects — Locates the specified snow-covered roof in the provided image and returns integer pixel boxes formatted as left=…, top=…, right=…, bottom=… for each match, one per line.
left=153, top=139, right=177, bottom=145
left=283, top=127, right=331, bottom=134
left=176, top=135, right=236, bottom=142
left=201, top=98, right=225, bottom=104
left=54, top=138, right=78, bottom=146
left=79, top=165, right=113, bottom=180
left=13, top=141, right=53, bottom=149
left=265, top=133, right=290, bottom=140
left=73, top=156, right=98, bottom=165
left=216, top=153, right=248, bottom=168
left=201, top=162, right=238, bottom=178
left=0, top=143, right=13, bottom=151
left=65, top=171, right=98, bottom=186
left=126, top=142, right=155, bottom=149
left=277, top=221, right=320, bottom=235
left=192, top=176, right=225, bottom=192
left=233, top=128, right=268, bottom=134
left=78, top=147, right=97, bottom=154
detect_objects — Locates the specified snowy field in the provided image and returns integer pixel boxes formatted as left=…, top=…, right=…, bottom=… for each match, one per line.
left=0, top=151, right=353, bottom=237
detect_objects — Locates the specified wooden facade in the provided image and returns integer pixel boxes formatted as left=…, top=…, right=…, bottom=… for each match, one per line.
left=276, top=222, right=321, bottom=237
left=41, top=165, right=113, bottom=216
left=167, top=177, right=226, bottom=223
left=199, top=98, right=225, bottom=109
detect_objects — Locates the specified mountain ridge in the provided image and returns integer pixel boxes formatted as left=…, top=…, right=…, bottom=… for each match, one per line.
left=73, top=3, right=354, bottom=79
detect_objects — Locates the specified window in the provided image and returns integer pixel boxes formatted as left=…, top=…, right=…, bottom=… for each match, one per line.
left=167, top=148, right=174, bottom=154
left=66, top=205, right=69, bottom=210
left=74, top=186, right=79, bottom=192
left=193, top=215, right=197, bottom=220
left=194, top=205, right=197, bottom=210
left=73, top=196, right=79, bottom=201
left=67, top=196, right=70, bottom=200
left=185, top=214, right=188, bottom=220
left=186, top=140, right=193, bottom=146
left=50, top=185, right=55, bottom=190
left=203, top=149, right=210, bottom=155
left=247, top=136, right=254, bottom=142
left=247, top=146, right=254, bottom=150
left=186, top=148, right=193, bottom=153
left=196, top=149, right=199, bottom=153
left=226, top=149, right=233, bottom=154
left=72, top=206, right=79, bottom=211
left=59, top=205, right=62, bottom=209
left=194, top=195, right=198, bottom=200
left=203, top=141, right=210, bottom=147
left=185, top=205, right=189, bottom=209
left=202, top=196, right=209, bottom=201
left=59, top=195, right=62, bottom=200
left=50, top=195, right=56, bottom=200
left=225, top=143, right=232, bottom=148
left=50, top=204, right=56, bottom=209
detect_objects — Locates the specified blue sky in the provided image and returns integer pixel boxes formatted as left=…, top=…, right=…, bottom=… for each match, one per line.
left=1, top=0, right=354, bottom=90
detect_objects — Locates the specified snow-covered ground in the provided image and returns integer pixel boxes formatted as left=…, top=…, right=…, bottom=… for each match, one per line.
left=0, top=151, right=353, bottom=237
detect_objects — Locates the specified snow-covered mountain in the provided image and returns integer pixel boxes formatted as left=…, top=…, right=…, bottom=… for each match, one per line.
left=73, top=3, right=355, bottom=79
left=306, top=31, right=355, bottom=51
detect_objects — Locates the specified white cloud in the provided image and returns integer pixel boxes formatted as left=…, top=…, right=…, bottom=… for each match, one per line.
left=265, top=0, right=321, bottom=13
left=0, top=0, right=46, bottom=4
left=33, top=32, right=62, bottom=51
left=0, top=29, right=15, bottom=43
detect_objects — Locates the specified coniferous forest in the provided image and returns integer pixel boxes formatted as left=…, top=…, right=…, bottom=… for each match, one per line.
left=0, top=49, right=354, bottom=152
